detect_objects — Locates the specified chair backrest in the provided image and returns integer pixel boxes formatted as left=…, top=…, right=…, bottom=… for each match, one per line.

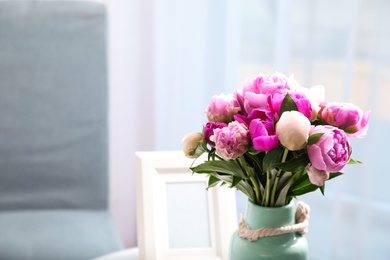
left=0, top=0, right=109, bottom=211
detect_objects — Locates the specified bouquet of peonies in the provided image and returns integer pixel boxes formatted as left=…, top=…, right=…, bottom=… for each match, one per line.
left=182, top=72, right=370, bottom=207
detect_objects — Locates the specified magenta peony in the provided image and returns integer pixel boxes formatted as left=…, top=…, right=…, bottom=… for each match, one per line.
left=203, top=122, right=227, bottom=147
left=249, top=119, right=279, bottom=151
left=269, top=91, right=315, bottom=121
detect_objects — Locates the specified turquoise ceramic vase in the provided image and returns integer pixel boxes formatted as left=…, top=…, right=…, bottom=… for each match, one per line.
left=229, top=199, right=308, bottom=259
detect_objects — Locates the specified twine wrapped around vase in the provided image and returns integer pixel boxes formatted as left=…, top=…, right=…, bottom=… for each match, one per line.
left=238, top=201, right=310, bottom=242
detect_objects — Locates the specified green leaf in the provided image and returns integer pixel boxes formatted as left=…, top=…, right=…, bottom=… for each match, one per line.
left=207, top=171, right=231, bottom=183
left=245, top=153, right=264, bottom=173
left=288, top=173, right=319, bottom=196
left=247, top=146, right=261, bottom=155
left=328, top=171, right=343, bottom=180
left=279, top=93, right=298, bottom=115
left=320, top=184, right=325, bottom=195
left=236, top=181, right=256, bottom=202
left=231, top=176, right=242, bottom=188
left=262, top=146, right=284, bottom=172
left=276, top=155, right=310, bottom=172
left=208, top=171, right=256, bottom=202
left=348, top=158, right=363, bottom=164
left=247, top=167, right=265, bottom=194
left=289, top=182, right=318, bottom=196
left=293, top=168, right=306, bottom=179
left=275, top=171, right=293, bottom=192
left=207, top=175, right=221, bottom=188
left=307, top=133, right=324, bottom=145
left=274, top=174, right=294, bottom=206
left=191, top=160, right=247, bottom=179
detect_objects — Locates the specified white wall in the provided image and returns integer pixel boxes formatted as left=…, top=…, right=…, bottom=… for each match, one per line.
left=105, top=0, right=240, bottom=247
left=106, top=0, right=154, bottom=247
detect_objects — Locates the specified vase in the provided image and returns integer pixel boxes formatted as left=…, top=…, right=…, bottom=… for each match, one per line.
left=229, top=199, right=308, bottom=259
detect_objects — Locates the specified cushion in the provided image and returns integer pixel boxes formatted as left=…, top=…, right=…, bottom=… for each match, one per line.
left=0, top=210, right=123, bottom=260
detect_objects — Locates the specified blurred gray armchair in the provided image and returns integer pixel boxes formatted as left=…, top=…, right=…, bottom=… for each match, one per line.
left=0, top=1, right=124, bottom=259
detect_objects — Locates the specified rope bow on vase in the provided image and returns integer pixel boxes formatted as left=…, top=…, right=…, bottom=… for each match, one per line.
left=238, top=201, right=310, bottom=242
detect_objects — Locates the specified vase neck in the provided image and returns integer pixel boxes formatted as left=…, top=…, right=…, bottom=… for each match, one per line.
left=245, top=200, right=296, bottom=230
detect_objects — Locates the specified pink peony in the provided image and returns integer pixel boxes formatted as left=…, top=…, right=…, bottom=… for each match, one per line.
left=210, top=121, right=249, bottom=160
left=307, top=125, right=351, bottom=173
left=205, top=94, right=240, bottom=123
left=318, top=102, right=370, bottom=138
left=239, top=72, right=291, bottom=115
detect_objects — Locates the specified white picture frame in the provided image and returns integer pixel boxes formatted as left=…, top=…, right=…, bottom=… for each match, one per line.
left=135, top=151, right=238, bottom=260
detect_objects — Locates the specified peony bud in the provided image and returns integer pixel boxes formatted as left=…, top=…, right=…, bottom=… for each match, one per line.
left=181, top=132, right=203, bottom=158
left=205, top=94, right=240, bottom=123
left=275, top=111, right=311, bottom=151
left=318, top=102, right=370, bottom=138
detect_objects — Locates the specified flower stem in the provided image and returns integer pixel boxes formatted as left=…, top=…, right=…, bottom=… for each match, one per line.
left=238, top=156, right=262, bottom=205
left=263, top=170, right=271, bottom=206
left=270, top=148, right=289, bottom=206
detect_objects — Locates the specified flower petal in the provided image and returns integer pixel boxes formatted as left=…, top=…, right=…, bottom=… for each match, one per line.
left=306, top=164, right=329, bottom=186
left=253, top=135, right=279, bottom=151
left=308, top=145, right=327, bottom=171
